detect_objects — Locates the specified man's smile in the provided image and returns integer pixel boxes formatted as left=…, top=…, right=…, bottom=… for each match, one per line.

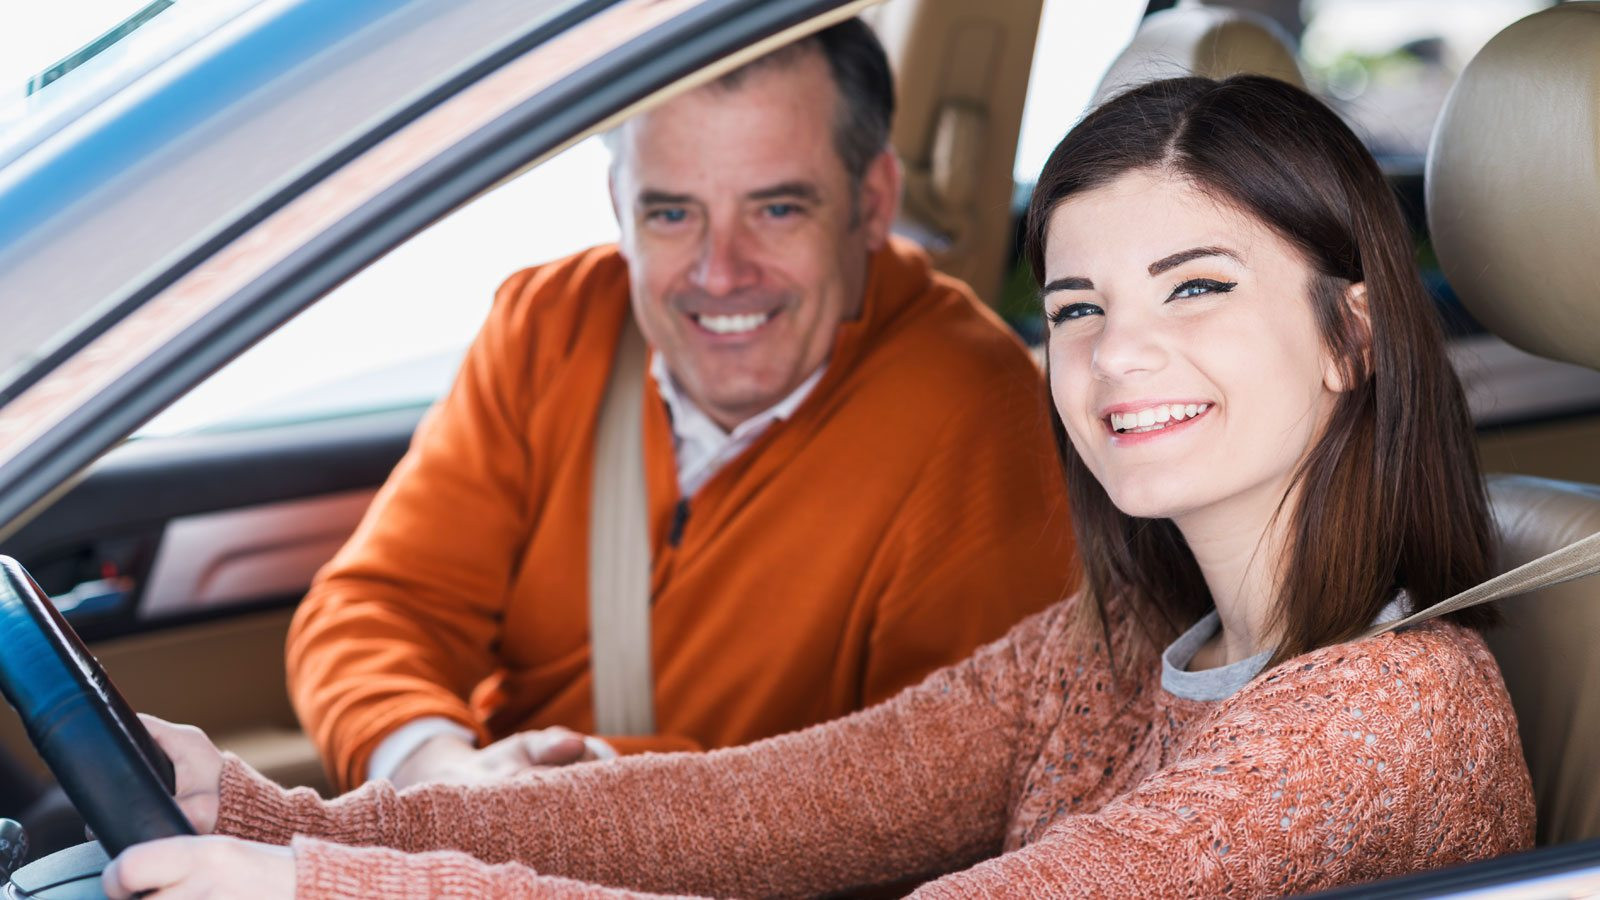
left=689, top=309, right=780, bottom=336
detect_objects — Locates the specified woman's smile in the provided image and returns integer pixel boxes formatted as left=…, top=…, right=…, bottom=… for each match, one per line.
left=1102, top=400, right=1213, bottom=443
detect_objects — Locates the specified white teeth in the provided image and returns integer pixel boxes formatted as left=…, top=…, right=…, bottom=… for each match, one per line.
left=1108, top=403, right=1211, bottom=434
left=696, top=312, right=770, bottom=335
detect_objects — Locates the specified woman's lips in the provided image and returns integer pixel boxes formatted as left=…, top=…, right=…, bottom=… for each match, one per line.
left=1103, top=402, right=1212, bottom=442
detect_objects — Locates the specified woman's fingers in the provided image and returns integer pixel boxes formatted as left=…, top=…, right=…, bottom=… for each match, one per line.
left=103, top=837, right=193, bottom=898
left=103, top=836, right=295, bottom=899
left=136, top=714, right=224, bottom=834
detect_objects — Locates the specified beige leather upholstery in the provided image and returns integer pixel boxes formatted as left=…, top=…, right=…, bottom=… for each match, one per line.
left=1093, top=4, right=1304, bottom=105
left=1427, top=3, right=1600, bottom=845
left=879, top=0, right=1044, bottom=302
left=1484, top=476, right=1600, bottom=845
left=1427, top=3, right=1600, bottom=372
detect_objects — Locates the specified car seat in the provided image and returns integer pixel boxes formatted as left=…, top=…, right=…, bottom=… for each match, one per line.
left=1426, top=1, right=1600, bottom=846
left=1093, top=3, right=1304, bottom=106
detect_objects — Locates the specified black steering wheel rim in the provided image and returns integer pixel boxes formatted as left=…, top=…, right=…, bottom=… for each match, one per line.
left=0, top=555, right=193, bottom=858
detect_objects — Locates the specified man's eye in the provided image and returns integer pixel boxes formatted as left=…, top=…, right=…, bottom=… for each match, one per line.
left=763, top=203, right=802, bottom=219
left=646, top=208, right=689, bottom=224
left=1047, top=302, right=1103, bottom=325
left=1169, top=278, right=1238, bottom=300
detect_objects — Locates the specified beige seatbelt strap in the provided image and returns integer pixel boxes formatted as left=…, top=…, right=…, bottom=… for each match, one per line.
left=587, top=315, right=656, bottom=736
left=1365, top=528, right=1600, bottom=638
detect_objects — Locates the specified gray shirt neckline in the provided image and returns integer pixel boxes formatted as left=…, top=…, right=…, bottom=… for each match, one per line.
left=1161, top=596, right=1407, bottom=702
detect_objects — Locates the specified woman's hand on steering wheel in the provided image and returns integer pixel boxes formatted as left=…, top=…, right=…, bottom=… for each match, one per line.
left=103, top=836, right=293, bottom=899
left=138, top=714, right=224, bottom=835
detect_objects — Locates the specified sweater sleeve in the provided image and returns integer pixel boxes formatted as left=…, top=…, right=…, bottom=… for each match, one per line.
left=907, top=628, right=1534, bottom=898
left=220, top=605, right=1072, bottom=898
left=285, top=268, right=548, bottom=790
left=290, top=838, right=696, bottom=899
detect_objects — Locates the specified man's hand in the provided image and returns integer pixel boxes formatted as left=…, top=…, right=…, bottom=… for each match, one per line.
left=103, top=835, right=292, bottom=899
left=139, top=714, right=225, bottom=835
left=389, top=726, right=610, bottom=789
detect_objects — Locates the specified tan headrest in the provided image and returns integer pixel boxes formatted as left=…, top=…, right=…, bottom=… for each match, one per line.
left=1093, top=5, right=1304, bottom=105
left=1427, top=3, right=1600, bottom=372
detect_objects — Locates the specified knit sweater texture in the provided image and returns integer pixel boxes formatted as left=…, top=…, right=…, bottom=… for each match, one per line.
left=286, top=239, right=1076, bottom=789
left=220, top=594, right=1534, bottom=897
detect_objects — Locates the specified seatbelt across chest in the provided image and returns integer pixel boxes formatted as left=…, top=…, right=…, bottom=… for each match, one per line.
left=587, top=315, right=656, bottom=736
left=1366, top=527, right=1600, bottom=638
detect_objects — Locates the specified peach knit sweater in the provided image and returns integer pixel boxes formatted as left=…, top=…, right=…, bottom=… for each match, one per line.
left=217, top=596, right=1534, bottom=897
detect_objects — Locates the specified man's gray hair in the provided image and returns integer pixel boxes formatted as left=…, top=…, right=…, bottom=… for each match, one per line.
left=605, top=19, right=895, bottom=185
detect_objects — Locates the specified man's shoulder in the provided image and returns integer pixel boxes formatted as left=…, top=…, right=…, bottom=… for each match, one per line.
left=495, top=244, right=629, bottom=315
left=480, top=244, right=630, bottom=367
left=852, top=261, right=1046, bottom=428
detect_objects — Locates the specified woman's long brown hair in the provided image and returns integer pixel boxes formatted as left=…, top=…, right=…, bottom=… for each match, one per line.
left=1025, top=76, right=1494, bottom=665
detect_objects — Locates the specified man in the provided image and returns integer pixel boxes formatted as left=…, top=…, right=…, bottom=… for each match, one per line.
left=287, top=19, right=1076, bottom=792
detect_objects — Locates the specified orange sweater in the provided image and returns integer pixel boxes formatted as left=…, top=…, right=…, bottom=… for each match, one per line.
left=287, top=239, right=1076, bottom=789
left=225, top=596, right=1533, bottom=897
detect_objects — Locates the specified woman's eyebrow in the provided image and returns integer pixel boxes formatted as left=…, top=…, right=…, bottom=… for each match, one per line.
left=1041, top=276, right=1094, bottom=294
left=1148, top=246, right=1241, bottom=275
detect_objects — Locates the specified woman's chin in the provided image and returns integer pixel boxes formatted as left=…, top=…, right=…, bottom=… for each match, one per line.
left=1103, top=486, right=1200, bottom=522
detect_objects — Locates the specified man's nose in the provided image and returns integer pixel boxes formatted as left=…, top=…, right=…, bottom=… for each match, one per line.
left=689, top=223, right=761, bottom=296
left=1091, top=311, right=1168, bottom=379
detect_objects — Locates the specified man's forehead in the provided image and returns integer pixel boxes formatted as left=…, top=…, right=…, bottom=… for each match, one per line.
left=609, top=52, right=843, bottom=186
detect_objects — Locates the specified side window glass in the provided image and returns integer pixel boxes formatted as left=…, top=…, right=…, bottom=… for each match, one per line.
left=1001, top=0, right=1143, bottom=343
left=1013, top=2, right=1144, bottom=185
left=139, top=138, right=620, bottom=437
left=1299, top=0, right=1548, bottom=160
left=1293, top=0, right=1600, bottom=426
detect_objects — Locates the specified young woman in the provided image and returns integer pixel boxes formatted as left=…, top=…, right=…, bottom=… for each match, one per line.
left=105, top=75, right=1533, bottom=898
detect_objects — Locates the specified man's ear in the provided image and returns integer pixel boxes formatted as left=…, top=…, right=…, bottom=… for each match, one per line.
left=607, top=166, right=624, bottom=229
left=858, top=147, right=902, bottom=251
left=607, top=162, right=637, bottom=264
left=1324, top=281, right=1372, bottom=393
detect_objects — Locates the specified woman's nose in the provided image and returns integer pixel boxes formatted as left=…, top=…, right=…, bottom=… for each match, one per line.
left=1090, top=311, right=1168, bottom=379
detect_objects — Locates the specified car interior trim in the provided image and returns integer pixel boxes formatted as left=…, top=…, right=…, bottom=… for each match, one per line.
left=139, top=489, right=377, bottom=619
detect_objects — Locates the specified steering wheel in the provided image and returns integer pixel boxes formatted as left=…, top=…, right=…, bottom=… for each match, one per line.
left=0, top=555, right=193, bottom=859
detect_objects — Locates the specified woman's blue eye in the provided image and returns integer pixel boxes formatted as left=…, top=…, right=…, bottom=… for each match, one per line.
left=1170, top=278, right=1238, bottom=300
left=1047, top=302, right=1103, bottom=325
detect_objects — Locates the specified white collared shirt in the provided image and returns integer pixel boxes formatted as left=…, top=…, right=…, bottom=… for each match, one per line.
left=367, top=352, right=827, bottom=781
left=649, top=351, right=826, bottom=497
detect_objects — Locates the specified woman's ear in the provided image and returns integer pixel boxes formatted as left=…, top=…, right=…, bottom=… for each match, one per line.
left=1324, top=281, right=1372, bottom=393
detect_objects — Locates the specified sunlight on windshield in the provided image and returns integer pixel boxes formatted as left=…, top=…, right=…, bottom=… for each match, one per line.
left=0, top=0, right=150, bottom=92
left=0, top=0, right=264, bottom=161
